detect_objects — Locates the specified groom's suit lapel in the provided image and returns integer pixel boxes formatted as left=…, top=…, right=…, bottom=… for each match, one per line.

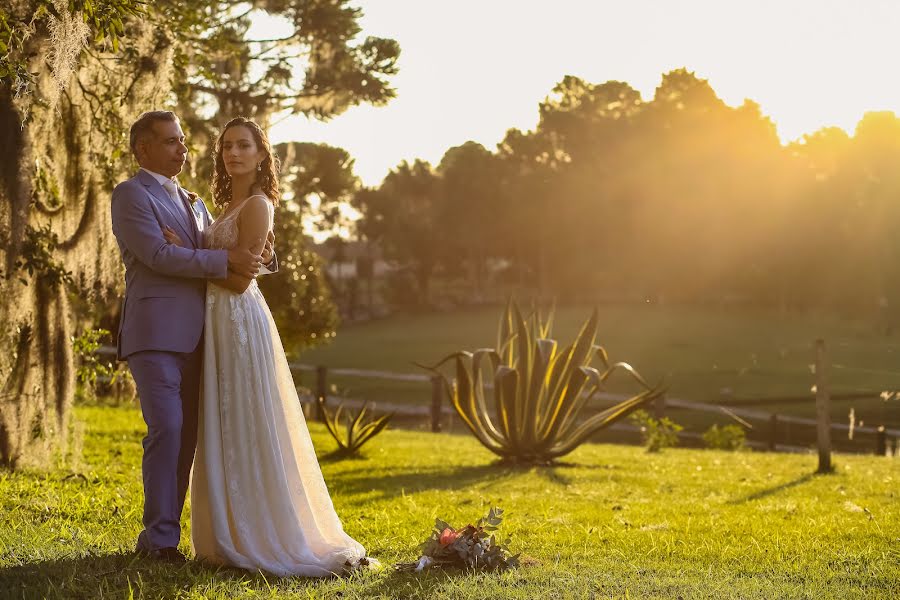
left=175, top=187, right=204, bottom=242
left=136, top=170, right=198, bottom=247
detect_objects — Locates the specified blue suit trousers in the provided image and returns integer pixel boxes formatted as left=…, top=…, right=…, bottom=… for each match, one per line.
left=128, top=342, right=202, bottom=551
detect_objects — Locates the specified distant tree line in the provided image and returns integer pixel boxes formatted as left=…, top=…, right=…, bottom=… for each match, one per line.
left=346, top=69, right=900, bottom=325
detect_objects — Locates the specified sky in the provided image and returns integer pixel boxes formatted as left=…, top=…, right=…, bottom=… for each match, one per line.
left=256, top=0, right=900, bottom=187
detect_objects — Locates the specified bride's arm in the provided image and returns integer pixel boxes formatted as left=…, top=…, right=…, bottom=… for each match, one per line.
left=214, top=267, right=255, bottom=294
left=216, top=196, right=271, bottom=294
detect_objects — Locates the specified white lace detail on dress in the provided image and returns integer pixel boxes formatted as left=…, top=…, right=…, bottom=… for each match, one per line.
left=229, top=294, right=249, bottom=348
left=192, top=195, right=365, bottom=577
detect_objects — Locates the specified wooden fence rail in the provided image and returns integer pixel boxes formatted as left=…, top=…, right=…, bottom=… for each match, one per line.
left=95, top=346, right=898, bottom=456
left=287, top=362, right=899, bottom=456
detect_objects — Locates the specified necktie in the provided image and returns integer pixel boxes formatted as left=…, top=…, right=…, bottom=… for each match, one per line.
left=161, top=179, right=190, bottom=222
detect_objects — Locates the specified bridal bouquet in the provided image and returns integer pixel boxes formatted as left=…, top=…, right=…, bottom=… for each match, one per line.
left=395, top=507, right=519, bottom=572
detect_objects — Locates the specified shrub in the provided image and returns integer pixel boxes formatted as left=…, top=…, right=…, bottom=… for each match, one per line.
left=72, top=328, right=117, bottom=403
left=702, top=424, right=746, bottom=451
left=630, top=410, right=682, bottom=453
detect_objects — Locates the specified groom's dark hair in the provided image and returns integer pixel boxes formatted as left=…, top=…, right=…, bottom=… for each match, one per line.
left=130, top=110, right=179, bottom=157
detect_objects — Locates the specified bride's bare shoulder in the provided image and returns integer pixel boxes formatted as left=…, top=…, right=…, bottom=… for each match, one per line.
left=244, top=194, right=273, bottom=208
left=240, top=194, right=273, bottom=217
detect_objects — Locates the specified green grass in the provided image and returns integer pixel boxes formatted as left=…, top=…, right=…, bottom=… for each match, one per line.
left=1, top=405, right=898, bottom=599
left=296, top=304, right=900, bottom=428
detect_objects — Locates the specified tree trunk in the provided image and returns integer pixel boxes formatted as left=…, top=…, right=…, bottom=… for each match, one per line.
left=0, top=22, right=171, bottom=469
left=416, top=263, right=432, bottom=307
left=0, top=89, right=76, bottom=468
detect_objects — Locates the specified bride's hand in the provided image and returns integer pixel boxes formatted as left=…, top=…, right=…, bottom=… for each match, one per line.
left=162, top=225, right=185, bottom=247
left=261, top=231, right=275, bottom=264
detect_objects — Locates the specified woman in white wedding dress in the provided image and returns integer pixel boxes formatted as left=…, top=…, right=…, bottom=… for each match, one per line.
left=165, top=117, right=368, bottom=577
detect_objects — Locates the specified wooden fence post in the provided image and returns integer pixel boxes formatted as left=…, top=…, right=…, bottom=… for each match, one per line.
left=430, top=375, right=443, bottom=433
left=876, top=426, right=886, bottom=456
left=814, top=339, right=832, bottom=473
left=316, top=365, right=328, bottom=422
left=768, top=414, right=778, bottom=451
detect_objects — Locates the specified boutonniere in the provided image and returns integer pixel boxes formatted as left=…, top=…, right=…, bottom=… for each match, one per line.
left=185, top=191, right=203, bottom=219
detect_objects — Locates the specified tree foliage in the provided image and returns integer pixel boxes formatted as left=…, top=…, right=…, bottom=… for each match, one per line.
left=354, top=160, right=444, bottom=307
left=359, top=68, right=900, bottom=321
left=257, top=141, right=366, bottom=353
left=0, top=0, right=398, bottom=468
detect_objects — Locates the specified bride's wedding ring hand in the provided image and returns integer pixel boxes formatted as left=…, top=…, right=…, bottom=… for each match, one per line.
left=228, top=247, right=263, bottom=278
left=162, top=226, right=185, bottom=247
left=261, top=231, right=275, bottom=264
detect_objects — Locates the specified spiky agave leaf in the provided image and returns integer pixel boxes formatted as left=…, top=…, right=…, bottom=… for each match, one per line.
left=417, top=300, right=665, bottom=463
left=470, top=348, right=506, bottom=444
left=491, top=363, right=512, bottom=444
left=538, top=300, right=556, bottom=340
left=537, top=310, right=598, bottom=440
left=349, top=410, right=394, bottom=451
left=347, top=401, right=369, bottom=449
left=543, top=308, right=598, bottom=421
left=320, top=398, right=348, bottom=450
left=320, top=399, right=395, bottom=454
left=547, top=387, right=664, bottom=459
left=450, top=353, right=507, bottom=455
left=526, top=338, right=557, bottom=443
left=537, top=364, right=590, bottom=445
left=495, top=366, right=519, bottom=456
left=496, top=298, right=514, bottom=363
left=510, top=302, right=532, bottom=438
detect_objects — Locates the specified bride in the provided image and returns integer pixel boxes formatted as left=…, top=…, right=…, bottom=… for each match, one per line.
left=164, top=117, right=368, bottom=577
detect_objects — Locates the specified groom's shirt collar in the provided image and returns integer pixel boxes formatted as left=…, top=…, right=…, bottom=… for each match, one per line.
left=140, top=167, right=179, bottom=189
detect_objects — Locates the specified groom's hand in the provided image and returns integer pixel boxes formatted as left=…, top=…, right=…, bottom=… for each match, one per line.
left=227, top=248, right=263, bottom=279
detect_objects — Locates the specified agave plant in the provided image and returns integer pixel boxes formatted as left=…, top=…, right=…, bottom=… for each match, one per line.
left=319, top=398, right=394, bottom=456
left=420, top=301, right=665, bottom=463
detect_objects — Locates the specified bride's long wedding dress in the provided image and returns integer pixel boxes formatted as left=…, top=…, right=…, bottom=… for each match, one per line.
left=190, top=196, right=366, bottom=577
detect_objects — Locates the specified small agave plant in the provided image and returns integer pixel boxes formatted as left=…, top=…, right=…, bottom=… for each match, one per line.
left=420, top=300, right=665, bottom=464
left=319, top=398, right=394, bottom=456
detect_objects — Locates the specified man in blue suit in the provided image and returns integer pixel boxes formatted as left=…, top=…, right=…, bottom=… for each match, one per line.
left=111, top=110, right=271, bottom=562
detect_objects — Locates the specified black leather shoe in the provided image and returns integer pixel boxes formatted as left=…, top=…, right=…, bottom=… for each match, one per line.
left=137, top=547, right=188, bottom=563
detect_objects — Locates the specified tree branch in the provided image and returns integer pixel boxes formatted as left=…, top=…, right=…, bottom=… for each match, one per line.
left=246, top=34, right=300, bottom=44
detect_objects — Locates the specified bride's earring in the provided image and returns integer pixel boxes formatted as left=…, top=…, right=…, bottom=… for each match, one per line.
left=256, top=162, right=262, bottom=172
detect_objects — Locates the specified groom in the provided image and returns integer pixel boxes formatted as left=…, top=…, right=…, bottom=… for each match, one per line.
left=111, top=110, right=274, bottom=562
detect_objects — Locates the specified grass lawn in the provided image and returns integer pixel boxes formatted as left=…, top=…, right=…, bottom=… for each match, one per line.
left=295, top=304, right=900, bottom=429
left=1, top=405, right=898, bottom=599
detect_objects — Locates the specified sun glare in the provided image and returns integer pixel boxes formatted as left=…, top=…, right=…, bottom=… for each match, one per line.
left=256, top=0, right=900, bottom=186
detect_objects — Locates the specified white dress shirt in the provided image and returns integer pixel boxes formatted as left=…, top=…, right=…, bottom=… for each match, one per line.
left=141, top=167, right=191, bottom=223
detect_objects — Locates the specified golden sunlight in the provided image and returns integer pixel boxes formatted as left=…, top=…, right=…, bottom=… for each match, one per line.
left=258, top=0, right=900, bottom=186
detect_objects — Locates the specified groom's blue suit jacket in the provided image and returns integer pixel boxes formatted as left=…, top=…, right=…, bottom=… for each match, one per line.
left=111, top=170, right=228, bottom=360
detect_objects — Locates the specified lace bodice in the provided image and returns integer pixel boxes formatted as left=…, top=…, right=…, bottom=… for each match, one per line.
left=205, top=195, right=274, bottom=250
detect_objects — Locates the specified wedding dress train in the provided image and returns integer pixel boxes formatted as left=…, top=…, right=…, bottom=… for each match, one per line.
left=190, top=196, right=365, bottom=577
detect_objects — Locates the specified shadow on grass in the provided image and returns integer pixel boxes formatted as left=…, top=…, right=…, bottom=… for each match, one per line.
left=362, top=564, right=512, bottom=598
left=2, top=552, right=507, bottom=599
left=535, top=466, right=572, bottom=486
left=319, top=450, right=371, bottom=463
left=0, top=553, right=267, bottom=600
left=728, top=472, right=817, bottom=504
left=333, top=460, right=578, bottom=504
left=334, top=463, right=515, bottom=503
left=0, top=553, right=214, bottom=599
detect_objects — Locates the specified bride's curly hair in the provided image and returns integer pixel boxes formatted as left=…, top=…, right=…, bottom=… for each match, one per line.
left=211, top=117, right=281, bottom=209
